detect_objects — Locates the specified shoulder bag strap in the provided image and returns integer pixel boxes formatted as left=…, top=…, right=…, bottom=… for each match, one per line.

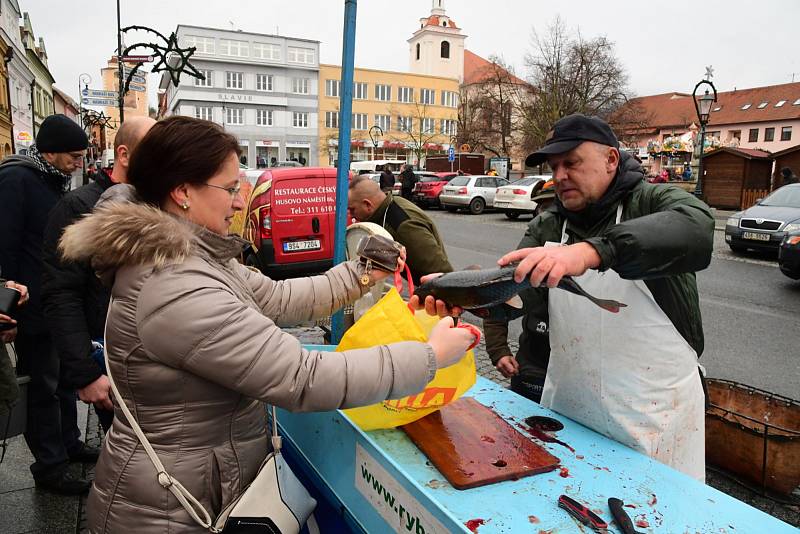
left=104, top=300, right=289, bottom=532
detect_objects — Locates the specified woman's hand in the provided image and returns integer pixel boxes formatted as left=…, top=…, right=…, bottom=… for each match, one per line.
left=408, top=273, right=464, bottom=318
left=368, top=247, right=407, bottom=284
left=427, top=317, right=478, bottom=369
left=4, top=280, right=28, bottom=306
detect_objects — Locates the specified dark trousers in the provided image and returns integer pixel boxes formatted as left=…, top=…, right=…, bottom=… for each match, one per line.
left=14, top=333, right=81, bottom=476
left=96, top=405, right=113, bottom=433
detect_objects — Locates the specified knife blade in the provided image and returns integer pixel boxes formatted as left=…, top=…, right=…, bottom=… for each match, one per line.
left=608, top=497, right=644, bottom=534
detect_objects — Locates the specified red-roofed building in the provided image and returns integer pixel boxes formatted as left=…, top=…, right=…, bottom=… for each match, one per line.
left=615, top=82, right=800, bottom=173
left=409, top=0, right=466, bottom=83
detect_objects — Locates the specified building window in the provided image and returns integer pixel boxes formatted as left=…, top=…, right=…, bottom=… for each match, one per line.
left=375, top=84, right=391, bottom=101
left=292, top=112, right=308, bottom=128
left=781, top=126, right=792, bottom=141
left=397, top=116, right=413, bottom=132
left=195, top=69, right=213, bottom=87
left=398, top=86, right=414, bottom=103
left=776, top=100, right=786, bottom=107
left=353, top=82, right=367, bottom=100
left=421, top=118, right=434, bottom=133
left=291, top=78, right=309, bottom=94
left=441, top=90, right=458, bottom=108
left=256, top=74, right=273, bottom=92
left=374, top=114, right=390, bottom=132
left=256, top=109, right=273, bottom=126
left=184, top=35, right=215, bottom=54
left=748, top=128, right=758, bottom=142
left=226, top=108, right=243, bottom=125
left=352, top=113, right=367, bottom=130
left=416, top=43, right=420, bottom=61
left=420, top=88, right=435, bottom=105
left=740, top=103, right=751, bottom=110
left=288, top=46, right=315, bottom=64
left=325, top=79, right=340, bottom=97
left=440, top=119, right=457, bottom=135
left=226, top=71, right=243, bottom=89
left=220, top=39, right=249, bottom=57
left=325, top=111, right=339, bottom=129
left=765, top=127, right=775, bottom=141
left=194, top=106, right=213, bottom=121
left=757, top=102, right=768, bottom=109
left=252, top=42, right=281, bottom=61
left=440, top=41, right=450, bottom=59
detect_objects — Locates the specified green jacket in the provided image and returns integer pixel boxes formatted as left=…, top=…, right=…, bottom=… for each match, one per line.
left=367, top=195, right=453, bottom=285
left=486, top=179, right=714, bottom=363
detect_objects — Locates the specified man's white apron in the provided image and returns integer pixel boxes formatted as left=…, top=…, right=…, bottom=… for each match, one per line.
left=541, top=204, right=705, bottom=480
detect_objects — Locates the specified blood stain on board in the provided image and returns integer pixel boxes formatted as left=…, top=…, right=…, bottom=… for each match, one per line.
left=624, top=504, right=637, bottom=509
left=559, top=467, right=570, bottom=478
left=528, top=515, right=540, bottom=524
left=465, top=518, right=486, bottom=532
left=634, top=515, right=650, bottom=528
left=648, top=493, right=658, bottom=506
left=480, top=435, right=496, bottom=443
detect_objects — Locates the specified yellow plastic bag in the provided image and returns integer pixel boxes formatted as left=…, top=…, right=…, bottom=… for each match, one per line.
left=339, top=288, right=476, bottom=430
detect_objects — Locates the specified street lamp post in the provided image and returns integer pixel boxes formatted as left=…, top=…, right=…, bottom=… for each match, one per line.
left=368, top=125, right=383, bottom=160
left=692, top=79, right=717, bottom=198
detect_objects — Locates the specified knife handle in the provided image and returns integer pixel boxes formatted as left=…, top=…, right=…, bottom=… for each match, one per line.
left=608, top=497, right=639, bottom=534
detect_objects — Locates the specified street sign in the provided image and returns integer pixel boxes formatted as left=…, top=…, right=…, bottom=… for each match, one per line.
left=81, top=88, right=117, bottom=99
left=460, top=143, right=471, bottom=152
left=448, top=147, right=455, bottom=162
left=128, top=83, right=146, bottom=93
left=129, top=74, right=146, bottom=85
left=82, top=97, right=118, bottom=107
left=119, top=55, right=153, bottom=62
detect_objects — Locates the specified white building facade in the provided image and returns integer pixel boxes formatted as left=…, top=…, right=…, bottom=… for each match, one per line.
left=161, top=25, right=319, bottom=167
left=408, top=0, right=466, bottom=83
left=1, top=0, right=34, bottom=154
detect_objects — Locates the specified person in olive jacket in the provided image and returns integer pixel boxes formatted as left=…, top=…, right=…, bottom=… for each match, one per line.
left=493, top=114, right=714, bottom=481
left=41, top=117, right=155, bottom=433
left=348, top=175, right=453, bottom=285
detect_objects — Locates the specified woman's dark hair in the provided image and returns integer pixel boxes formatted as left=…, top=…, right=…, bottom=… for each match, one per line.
left=128, top=116, right=241, bottom=205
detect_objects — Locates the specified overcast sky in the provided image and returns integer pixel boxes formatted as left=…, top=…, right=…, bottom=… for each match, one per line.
left=21, top=0, right=800, bottom=109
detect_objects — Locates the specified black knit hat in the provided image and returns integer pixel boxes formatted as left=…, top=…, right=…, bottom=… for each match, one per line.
left=35, top=114, right=88, bottom=153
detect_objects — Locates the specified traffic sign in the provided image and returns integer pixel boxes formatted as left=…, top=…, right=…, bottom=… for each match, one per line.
left=82, top=97, right=118, bottom=107
left=448, top=147, right=455, bottom=162
left=119, top=55, right=153, bottom=62
left=460, top=143, right=471, bottom=152
left=128, top=83, right=146, bottom=93
left=81, top=88, right=117, bottom=99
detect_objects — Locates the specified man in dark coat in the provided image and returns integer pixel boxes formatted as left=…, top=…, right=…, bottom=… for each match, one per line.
left=42, top=117, right=155, bottom=435
left=780, top=167, right=798, bottom=186
left=399, top=164, right=418, bottom=200
left=379, top=166, right=395, bottom=193
left=0, top=114, right=95, bottom=494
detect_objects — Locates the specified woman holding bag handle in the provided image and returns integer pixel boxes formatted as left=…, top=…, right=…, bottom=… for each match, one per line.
left=59, top=116, right=475, bottom=533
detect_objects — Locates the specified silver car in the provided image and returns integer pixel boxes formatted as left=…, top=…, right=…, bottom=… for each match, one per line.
left=439, top=175, right=510, bottom=214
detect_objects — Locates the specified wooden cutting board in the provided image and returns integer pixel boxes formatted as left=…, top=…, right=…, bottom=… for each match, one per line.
left=402, top=397, right=560, bottom=489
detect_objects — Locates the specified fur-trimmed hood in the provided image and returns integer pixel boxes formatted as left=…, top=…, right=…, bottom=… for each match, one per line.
left=59, top=189, right=247, bottom=273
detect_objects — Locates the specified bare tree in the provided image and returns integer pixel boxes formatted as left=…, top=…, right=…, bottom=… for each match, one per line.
left=390, top=99, right=441, bottom=166
left=519, top=16, right=630, bottom=154
left=458, top=55, right=528, bottom=158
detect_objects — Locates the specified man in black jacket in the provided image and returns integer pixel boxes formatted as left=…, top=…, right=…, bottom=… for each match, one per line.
left=399, top=164, right=418, bottom=200
left=42, top=117, right=155, bottom=436
left=379, top=166, right=395, bottom=193
left=0, top=114, right=93, bottom=494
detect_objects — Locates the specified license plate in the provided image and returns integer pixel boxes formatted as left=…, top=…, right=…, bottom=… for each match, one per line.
left=742, top=232, right=770, bottom=242
left=283, top=239, right=320, bottom=252
left=494, top=201, right=509, bottom=208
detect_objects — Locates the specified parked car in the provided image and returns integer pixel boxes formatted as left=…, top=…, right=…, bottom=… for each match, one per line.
left=724, top=184, right=800, bottom=253
left=410, top=172, right=453, bottom=207
left=779, top=232, right=800, bottom=279
left=239, top=163, right=265, bottom=186
left=439, top=175, right=510, bottom=214
left=492, top=175, right=550, bottom=219
left=243, top=167, right=340, bottom=279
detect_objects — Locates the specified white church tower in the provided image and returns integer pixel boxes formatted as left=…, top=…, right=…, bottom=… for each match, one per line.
left=408, top=0, right=466, bottom=82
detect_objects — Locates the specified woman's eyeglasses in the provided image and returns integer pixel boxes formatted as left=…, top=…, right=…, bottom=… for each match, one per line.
left=202, top=182, right=242, bottom=198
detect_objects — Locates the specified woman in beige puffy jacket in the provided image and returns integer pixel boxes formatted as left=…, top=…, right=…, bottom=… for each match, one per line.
left=60, top=116, right=474, bottom=533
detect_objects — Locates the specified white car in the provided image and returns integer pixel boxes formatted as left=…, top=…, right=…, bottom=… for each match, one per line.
left=493, top=175, right=550, bottom=219
left=439, top=175, right=510, bottom=214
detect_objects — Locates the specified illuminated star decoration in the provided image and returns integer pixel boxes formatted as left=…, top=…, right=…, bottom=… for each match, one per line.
left=120, top=26, right=205, bottom=94
left=704, top=65, right=714, bottom=80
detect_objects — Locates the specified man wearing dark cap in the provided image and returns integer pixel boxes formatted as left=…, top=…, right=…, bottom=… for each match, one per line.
left=0, top=114, right=96, bottom=494
left=492, top=114, right=714, bottom=480
left=780, top=166, right=798, bottom=186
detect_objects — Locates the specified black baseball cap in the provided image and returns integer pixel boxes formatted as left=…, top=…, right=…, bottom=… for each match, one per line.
left=525, top=114, right=619, bottom=167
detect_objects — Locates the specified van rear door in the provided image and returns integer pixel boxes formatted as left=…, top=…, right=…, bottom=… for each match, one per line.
left=270, top=169, right=337, bottom=265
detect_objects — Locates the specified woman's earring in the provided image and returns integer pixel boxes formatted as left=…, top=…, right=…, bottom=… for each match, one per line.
left=182, top=202, right=189, bottom=210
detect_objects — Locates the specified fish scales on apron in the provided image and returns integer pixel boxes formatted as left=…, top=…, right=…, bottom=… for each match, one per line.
left=541, top=203, right=705, bottom=481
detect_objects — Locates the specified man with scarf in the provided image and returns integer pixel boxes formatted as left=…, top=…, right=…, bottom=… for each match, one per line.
left=0, top=114, right=95, bottom=494
left=494, top=114, right=713, bottom=480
